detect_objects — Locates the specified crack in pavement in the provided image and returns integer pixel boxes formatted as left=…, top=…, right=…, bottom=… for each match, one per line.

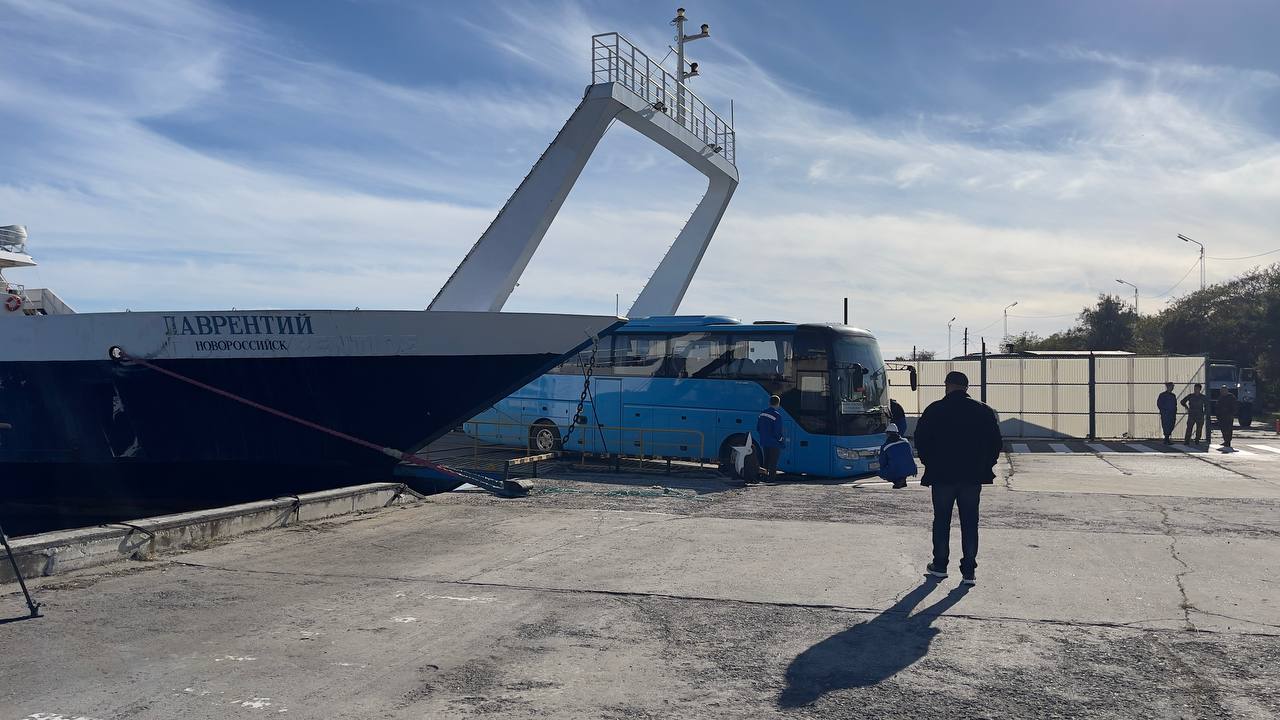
left=1091, top=453, right=1133, bottom=476
left=1180, top=451, right=1260, bottom=480
left=1146, top=500, right=1198, bottom=632
left=1001, top=453, right=1017, bottom=491
left=162, top=559, right=1280, bottom=638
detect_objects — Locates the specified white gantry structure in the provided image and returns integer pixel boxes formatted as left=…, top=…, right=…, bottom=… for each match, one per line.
left=428, top=31, right=739, bottom=317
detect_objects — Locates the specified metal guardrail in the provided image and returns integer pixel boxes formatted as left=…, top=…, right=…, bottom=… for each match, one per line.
left=591, top=32, right=736, bottom=165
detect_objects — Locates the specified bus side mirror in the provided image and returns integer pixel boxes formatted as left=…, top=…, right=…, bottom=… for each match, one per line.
left=909, top=366, right=918, bottom=391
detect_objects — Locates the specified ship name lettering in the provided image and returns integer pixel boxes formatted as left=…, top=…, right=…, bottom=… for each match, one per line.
left=164, top=314, right=316, bottom=337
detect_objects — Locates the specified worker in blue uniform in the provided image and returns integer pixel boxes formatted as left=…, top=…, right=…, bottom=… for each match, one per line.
left=755, top=395, right=786, bottom=481
left=878, top=423, right=917, bottom=489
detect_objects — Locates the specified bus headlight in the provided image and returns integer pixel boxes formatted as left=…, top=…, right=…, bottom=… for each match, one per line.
left=836, top=446, right=876, bottom=460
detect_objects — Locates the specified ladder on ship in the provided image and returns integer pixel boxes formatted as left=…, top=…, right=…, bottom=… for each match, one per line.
left=428, top=25, right=739, bottom=318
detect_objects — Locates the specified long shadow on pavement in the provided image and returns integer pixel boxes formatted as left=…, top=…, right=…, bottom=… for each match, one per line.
left=778, top=579, right=970, bottom=708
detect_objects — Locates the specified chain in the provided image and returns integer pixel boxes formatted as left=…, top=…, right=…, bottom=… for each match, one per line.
left=560, top=339, right=601, bottom=447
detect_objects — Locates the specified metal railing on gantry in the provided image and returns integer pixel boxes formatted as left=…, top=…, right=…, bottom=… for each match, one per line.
left=591, top=32, right=736, bottom=166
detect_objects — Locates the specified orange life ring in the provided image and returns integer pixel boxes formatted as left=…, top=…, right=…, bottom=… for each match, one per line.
left=4, top=295, right=22, bottom=312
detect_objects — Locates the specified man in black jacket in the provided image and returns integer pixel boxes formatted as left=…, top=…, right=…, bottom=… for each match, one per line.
left=890, top=398, right=909, bottom=439
left=1156, top=382, right=1178, bottom=445
left=913, top=370, right=1002, bottom=586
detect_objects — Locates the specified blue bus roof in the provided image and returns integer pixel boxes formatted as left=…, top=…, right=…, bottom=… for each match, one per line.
left=623, top=315, right=874, bottom=337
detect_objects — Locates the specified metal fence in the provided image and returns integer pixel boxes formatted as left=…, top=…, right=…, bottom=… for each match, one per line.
left=888, top=355, right=1207, bottom=439
left=591, top=32, right=736, bottom=165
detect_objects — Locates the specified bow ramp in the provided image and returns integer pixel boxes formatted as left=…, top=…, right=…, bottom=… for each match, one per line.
left=428, top=32, right=739, bottom=317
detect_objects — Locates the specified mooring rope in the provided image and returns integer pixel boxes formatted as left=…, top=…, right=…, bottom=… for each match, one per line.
left=107, top=346, right=467, bottom=480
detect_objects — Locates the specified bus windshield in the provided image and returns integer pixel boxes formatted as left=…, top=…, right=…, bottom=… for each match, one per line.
left=833, top=335, right=888, bottom=413
left=1208, top=365, right=1237, bottom=382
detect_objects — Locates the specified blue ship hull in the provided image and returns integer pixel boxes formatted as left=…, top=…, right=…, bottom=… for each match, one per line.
left=0, top=353, right=562, bottom=525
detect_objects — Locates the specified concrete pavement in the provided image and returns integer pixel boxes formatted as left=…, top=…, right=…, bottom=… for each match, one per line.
left=3, top=448, right=1279, bottom=719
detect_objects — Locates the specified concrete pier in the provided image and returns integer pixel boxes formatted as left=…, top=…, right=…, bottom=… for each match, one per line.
left=3, top=442, right=1279, bottom=718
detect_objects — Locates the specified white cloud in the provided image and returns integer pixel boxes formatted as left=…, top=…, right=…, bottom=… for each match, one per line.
left=1, top=0, right=1277, bottom=362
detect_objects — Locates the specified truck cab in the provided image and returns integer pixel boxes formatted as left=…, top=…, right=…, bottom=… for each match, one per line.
left=1238, top=368, right=1258, bottom=427
left=1207, top=361, right=1257, bottom=428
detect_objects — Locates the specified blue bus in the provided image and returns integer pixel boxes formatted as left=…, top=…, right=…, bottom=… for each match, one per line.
left=465, top=316, right=899, bottom=478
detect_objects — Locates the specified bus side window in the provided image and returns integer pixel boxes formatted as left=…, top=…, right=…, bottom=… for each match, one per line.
left=613, top=335, right=668, bottom=377
left=729, top=336, right=793, bottom=379
left=670, top=333, right=732, bottom=378
left=554, top=337, right=615, bottom=375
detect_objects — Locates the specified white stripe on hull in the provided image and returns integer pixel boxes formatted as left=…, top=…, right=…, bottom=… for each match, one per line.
left=0, top=310, right=624, bottom=362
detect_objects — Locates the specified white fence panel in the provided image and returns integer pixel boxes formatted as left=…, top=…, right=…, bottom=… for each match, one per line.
left=890, top=355, right=1207, bottom=439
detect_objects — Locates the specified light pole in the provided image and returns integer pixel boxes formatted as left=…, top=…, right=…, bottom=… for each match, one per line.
left=1003, top=302, right=1018, bottom=347
left=671, top=7, right=710, bottom=126
left=1116, top=278, right=1138, bottom=315
left=947, top=316, right=956, bottom=359
left=1177, top=233, right=1206, bottom=291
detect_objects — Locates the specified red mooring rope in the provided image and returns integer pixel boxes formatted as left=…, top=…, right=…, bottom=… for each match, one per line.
left=108, top=346, right=462, bottom=478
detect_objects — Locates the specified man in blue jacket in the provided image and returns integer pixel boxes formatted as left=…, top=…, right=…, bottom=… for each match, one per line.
left=913, top=371, right=1002, bottom=587
left=755, top=395, right=786, bottom=481
left=878, top=424, right=917, bottom=489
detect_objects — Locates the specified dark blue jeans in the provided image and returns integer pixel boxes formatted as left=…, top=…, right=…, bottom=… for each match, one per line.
left=762, top=446, right=781, bottom=478
left=931, top=483, right=982, bottom=575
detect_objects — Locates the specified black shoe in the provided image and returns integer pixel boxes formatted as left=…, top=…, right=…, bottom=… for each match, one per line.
left=926, top=563, right=948, bottom=579
left=892, top=478, right=907, bottom=489
left=961, top=572, right=976, bottom=587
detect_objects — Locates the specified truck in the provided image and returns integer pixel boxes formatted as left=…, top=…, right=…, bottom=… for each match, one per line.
left=1206, top=361, right=1258, bottom=428
left=1238, top=367, right=1258, bottom=427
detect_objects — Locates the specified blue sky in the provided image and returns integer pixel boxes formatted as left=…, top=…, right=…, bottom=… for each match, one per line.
left=2, top=0, right=1278, bottom=356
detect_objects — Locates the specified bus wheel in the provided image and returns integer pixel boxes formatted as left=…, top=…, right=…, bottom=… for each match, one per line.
left=529, top=421, right=562, bottom=452
left=718, top=434, right=749, bottom=479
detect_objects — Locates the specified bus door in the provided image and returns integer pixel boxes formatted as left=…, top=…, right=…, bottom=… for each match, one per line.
left=588, top=377, right=624, bottom=456
left=792, top=372, right=833, bottom=475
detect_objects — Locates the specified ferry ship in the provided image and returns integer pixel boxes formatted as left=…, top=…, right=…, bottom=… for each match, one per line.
left=0, top=15, right=739, bottom=529
left=0, top=224, right=621, bottom=514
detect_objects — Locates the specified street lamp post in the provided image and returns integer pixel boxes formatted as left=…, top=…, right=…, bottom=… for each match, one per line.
left=1003, top=302, right=1018, bottom=347
left=1116, top=278, right=1138, bottom=315
left=1177, top=234, right=1206, bottom=291
left=947, top=316, right=956, bottom=359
